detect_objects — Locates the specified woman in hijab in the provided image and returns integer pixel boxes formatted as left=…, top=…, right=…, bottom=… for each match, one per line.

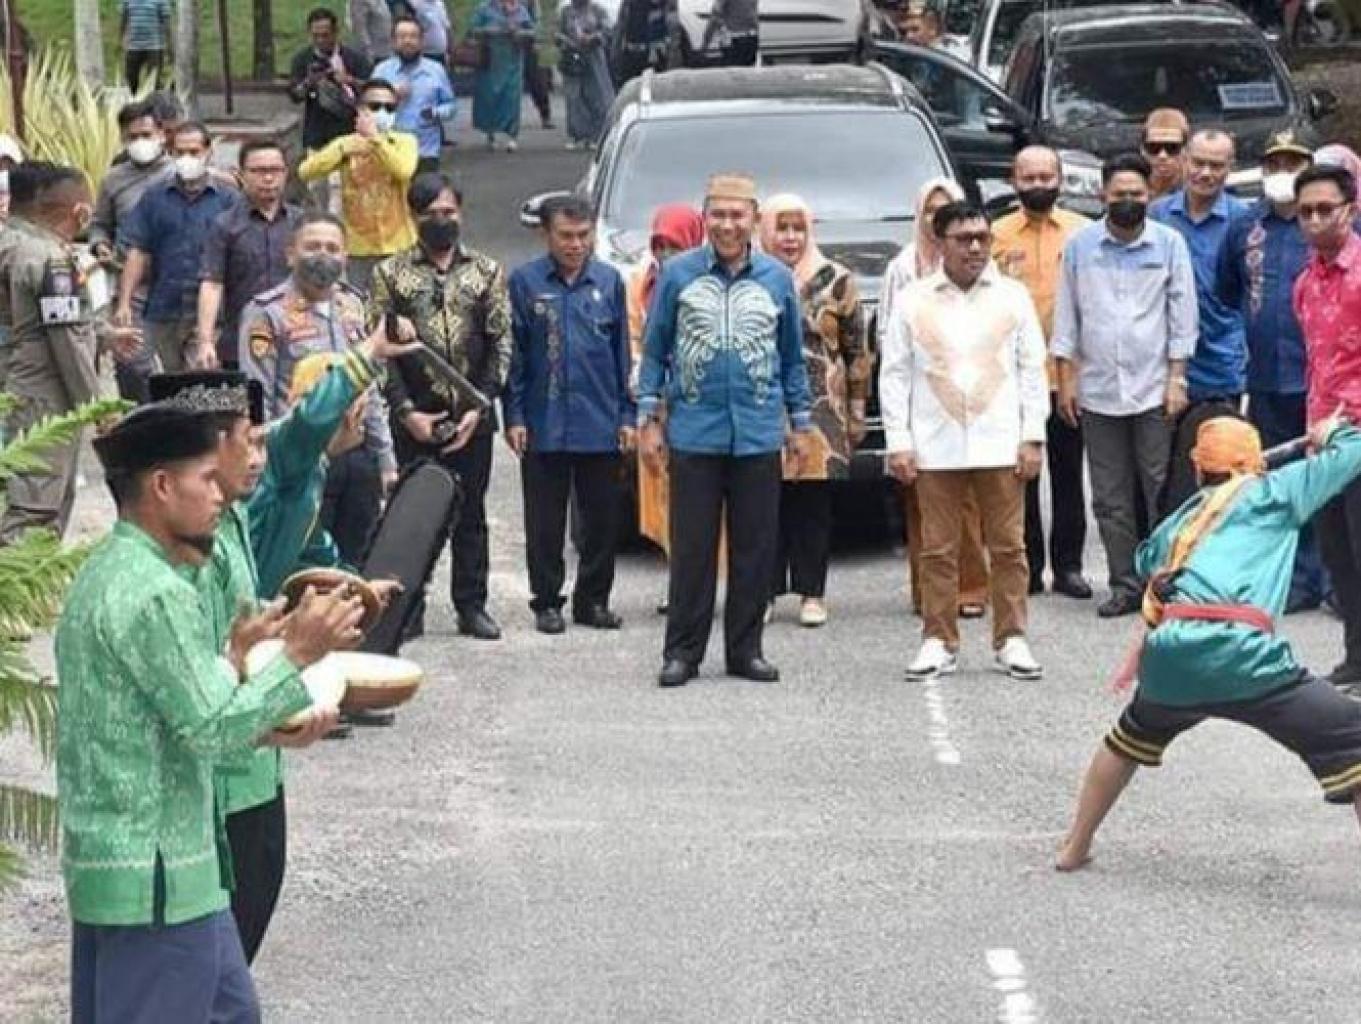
left=1315, top=143, right=1361, bottom=183
left=627, top=205, right=705, bottom=571
left=759, top=194, right=870, bottom=626
left=877, top=176, right=991, bottom=619
left=471, top=0, right=537, bottom=151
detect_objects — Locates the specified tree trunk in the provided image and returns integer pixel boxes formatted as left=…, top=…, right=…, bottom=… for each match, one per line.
left=175, top=0, right=201, bottom=118
left=73, top=0, right=105, bottom=87
left=252, top=0, right=274, bottom=81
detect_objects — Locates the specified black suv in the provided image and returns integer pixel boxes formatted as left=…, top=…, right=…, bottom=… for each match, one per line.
left=523, top=64, right=962, bottom=480
left=872, top=3, right=1338, bottom=206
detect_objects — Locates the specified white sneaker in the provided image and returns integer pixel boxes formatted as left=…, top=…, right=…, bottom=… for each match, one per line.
left=996, top=636, right=1043, bottom=680
left=799, top=598, right=827, bottom=628
left=906, top=638, right=956, bottom=681
left=504, top=138, right=519, bottom=153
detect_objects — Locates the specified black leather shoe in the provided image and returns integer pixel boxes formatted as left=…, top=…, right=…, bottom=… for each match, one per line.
left=572, top=605, right=623, bottom=629
left=727, top=657, right=780, bottom=682
left=1053, top=571, right=1093, bottom=600
left=1097, top=592, right=1141, bottom=618
left=1028, top=575, right=1045, bottom=596
left=658, top=659, right=697, bottom=687
left=535, top=608, right=567, bottom=634
left=344, top=708, right=395, bottom=728
left=458, top=609, right=502, bottom=640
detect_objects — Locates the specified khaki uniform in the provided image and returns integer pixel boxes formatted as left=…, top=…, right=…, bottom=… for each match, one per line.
left=0, top=215, right=40, bottom=391
left=0, top=223, right=101, bottom=542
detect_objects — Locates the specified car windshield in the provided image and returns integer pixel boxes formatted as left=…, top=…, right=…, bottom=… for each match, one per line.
left=986, top=0, right=1166, bottom=67
left=603, top=111, right=943, bottom=232
left=1048, top=40, right=1289, bottom=126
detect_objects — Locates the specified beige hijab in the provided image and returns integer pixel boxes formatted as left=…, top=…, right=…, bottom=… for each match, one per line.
left=911, top=176, right=968, bottom=277
left=759, top=192, right=829, bottom=288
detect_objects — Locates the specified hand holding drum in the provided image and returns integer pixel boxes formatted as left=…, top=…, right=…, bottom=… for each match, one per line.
left=283, top=586, right=366, bottom=668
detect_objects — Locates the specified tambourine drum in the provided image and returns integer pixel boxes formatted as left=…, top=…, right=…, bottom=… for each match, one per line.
left=332, top=652, right=424, bottom=711
left=247, top=639, right=348, bottom=732
left=359, top=460, right=460, bottom=656
left=280, top=567, right=384, bottom=634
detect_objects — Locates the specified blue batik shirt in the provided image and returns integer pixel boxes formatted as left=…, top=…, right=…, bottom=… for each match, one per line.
left=505, top=255, right=634, bottom=453
left=1151, top=188, right=1248, bottom=401
left=637, top=245, right=812, bottom=456
left=372, top=56, right=456, bottom=160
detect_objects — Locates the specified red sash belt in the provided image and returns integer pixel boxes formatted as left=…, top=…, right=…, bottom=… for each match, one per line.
left=1109, top=603, right=1274, bottom=693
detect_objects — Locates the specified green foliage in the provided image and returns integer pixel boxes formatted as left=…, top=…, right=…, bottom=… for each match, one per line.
left=0, top=397, right=125, bottom=889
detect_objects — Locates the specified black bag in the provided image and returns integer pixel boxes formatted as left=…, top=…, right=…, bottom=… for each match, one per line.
left=558, top=46, right=585, bottom=76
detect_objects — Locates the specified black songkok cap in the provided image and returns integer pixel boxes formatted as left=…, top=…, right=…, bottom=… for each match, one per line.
left=148, top=370, right=265, bottom=425
left=92, top=403, right=221, bottom=481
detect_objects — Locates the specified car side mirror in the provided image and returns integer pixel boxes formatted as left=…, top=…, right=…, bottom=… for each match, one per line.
left=519, top=190, right=572, bottom=230
left=983, top=105, right=1024, bottom=136
left=1308, top=88, right=1339, bottom=121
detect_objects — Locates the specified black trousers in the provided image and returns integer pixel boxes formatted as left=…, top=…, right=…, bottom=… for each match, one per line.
left=524, top=46, right=552, bottom=122
left=722, top=35, right=759, bottom=66
left=225, top=789, right=286, bottom=965
left=320, top=448, right=383, bottom=566
left=1158, top=397, right=1243, bottom=519
left=395, top=428, right=495, bottom=614
left=772, top=481, right=832, bottom=599
left=1319, top=477, right=1361, bottom=671
left=665, top=451, right=780, bottom=666
left=521, top=451, right=620, bottom=612
left=124, top=49, right=163, bottom=89
left=1024, top=399, right=1086, bottom=581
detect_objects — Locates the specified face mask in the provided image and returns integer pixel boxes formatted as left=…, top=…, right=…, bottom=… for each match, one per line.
left=174, top=154, right=208, bottom=183
left=419, top=218, right=460, bottom=252
left=295, top=253, right=345, bottom=291
left=1263, top=171, right=1299, bottom=205
left=127, top=138, right=163, bottom=166
left=372, top=110, right=396, bottom=134
left=1107, top=198, right=1147, bottom=230
left=1017, top=186, right=1059, bottom=214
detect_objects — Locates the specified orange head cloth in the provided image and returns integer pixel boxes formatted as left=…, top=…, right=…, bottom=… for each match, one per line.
left=287, top=353, right=343, bottom=405
left=1190, top=417, right=1266, bottom=477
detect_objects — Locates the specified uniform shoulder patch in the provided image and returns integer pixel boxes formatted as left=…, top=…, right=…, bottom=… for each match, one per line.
left=38, top=257, right=84, bottom=326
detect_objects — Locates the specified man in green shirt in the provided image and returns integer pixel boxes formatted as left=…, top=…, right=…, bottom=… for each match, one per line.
left=1056, top=414, right=1361, bottom=873
left=149, top=315, right=415, bottom=963
left=58, top=401, right=364, bottom=1022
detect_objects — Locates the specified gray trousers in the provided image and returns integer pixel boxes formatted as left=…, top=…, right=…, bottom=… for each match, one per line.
left=1083, top=406, right=1172, bottom=597
left=145, top=317, right=199, bottom=373
left=0, top=403, right=82, bottom=544
left=348, top=0, right=392, bottom=61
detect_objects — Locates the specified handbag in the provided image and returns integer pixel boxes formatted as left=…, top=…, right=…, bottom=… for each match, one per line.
left=558, top=45, right=585, bottom=76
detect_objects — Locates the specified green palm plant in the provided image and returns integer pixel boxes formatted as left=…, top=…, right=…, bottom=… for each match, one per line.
left=0, top=394, right=128, bottom=890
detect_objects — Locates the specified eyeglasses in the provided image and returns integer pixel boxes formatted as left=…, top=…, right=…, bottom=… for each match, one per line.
left=943, top=231, right=991, bottom=247
left=1142, top=141, right=1184, bottom=157
left=366, top=102, right=398, bottom=113
left=243, top=165, right=287, bottom=176
left=1298, top=201, right=1347, bottom=221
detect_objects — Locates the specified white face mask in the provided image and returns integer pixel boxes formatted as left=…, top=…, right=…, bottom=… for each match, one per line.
left=372, top=110, right=396, bottom=134
left=127, top=137, right=163, bottom=166
left=174, top=154, right=208, bottom=183
left=1263, top=171, right=1299, bottom=205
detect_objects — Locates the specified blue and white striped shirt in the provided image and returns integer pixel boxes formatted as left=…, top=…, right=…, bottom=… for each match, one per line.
left=121, top=0, right=170, bottom=51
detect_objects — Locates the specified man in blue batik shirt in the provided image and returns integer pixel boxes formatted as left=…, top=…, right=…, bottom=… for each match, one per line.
left=637, top=173, right=815, bottom=689
left=506, top=195, right=634, bottom=636
left=374, top=15, right=456, bottom=173
left=1150, top=128, right=1248, bottom=516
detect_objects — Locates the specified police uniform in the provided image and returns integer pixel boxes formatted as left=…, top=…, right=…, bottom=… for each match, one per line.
left=0, top=222, right=101, bottom=543
left=239, top=277, right=396, bottom=562
left=0, top=214, right=39, bottom=392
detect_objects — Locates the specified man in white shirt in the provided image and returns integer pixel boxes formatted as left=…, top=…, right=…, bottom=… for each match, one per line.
left=880, top=201, right=1049, bottom=681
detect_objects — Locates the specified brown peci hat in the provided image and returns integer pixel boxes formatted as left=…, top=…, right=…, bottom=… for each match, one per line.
left=705, top=173, right=758, bottom=204
left=1142, top=107, right=1190, bottom=142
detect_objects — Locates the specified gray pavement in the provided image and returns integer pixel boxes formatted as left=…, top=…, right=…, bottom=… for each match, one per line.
left=5, top=99, right=1361, bottom=1023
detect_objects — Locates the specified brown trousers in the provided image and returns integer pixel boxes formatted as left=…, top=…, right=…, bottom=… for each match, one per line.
left=914, top=467, right=1028, bottom=649
left=905, top=481, right=990, bottom=611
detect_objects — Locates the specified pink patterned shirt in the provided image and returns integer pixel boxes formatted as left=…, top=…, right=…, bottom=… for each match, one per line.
left=1296, top=233, right=1361, bottom=426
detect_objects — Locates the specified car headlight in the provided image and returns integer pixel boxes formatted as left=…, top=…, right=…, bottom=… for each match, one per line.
left=1058, top=149, right=1102, bottom=199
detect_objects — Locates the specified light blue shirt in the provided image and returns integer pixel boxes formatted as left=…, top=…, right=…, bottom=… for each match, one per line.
left=1052, top=217, right=1199, bottom=417
left=372, top=56, right=457, bottom=159
left=1150, top=188, right=1248, bottom=401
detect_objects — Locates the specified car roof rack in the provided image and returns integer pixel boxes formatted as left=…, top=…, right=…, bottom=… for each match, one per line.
left=639, top=68, right=655, bottom=109
left=870, top=61, right=908, bottom=106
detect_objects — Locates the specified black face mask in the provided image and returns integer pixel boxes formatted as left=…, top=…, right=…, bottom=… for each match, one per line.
left=419, top=218, right=460, bottom=252
left=1107, top=198, right=1147, bottom=230
left=1017, top=186, right=1059, bottom=214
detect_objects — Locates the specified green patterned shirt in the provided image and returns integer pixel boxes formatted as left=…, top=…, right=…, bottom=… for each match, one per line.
left=56, top=521, right=310, bottom=926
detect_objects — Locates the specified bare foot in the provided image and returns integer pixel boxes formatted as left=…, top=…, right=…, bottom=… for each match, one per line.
left=1054, top=841, right=1093, bottom=872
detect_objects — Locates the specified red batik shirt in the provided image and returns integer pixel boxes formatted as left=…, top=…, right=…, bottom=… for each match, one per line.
left=1296, top=232, right=1361, bottom=426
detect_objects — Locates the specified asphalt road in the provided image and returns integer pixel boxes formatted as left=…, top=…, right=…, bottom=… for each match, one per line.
left=5, top=102, right=1361, bottom=1023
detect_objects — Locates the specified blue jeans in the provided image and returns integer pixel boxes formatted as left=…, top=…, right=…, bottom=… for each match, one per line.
left=1249, top=391, right=1329, bottom=607
left=71, top=909, right=259, bottom=1024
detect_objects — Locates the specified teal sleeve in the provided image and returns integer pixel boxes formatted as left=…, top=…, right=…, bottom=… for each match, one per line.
left=263, top=365, right=362, bottom=491
left=120, top=592, right=310, bottom=756
left=1269, top=425, right=1361, bottom=526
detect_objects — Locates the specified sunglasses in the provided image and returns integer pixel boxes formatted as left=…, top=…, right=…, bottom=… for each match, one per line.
left=1298, top=201, right=1347, bottom=221
left=1142, top=140, right=1184, bottom=157
left=366, top=102, right=398, bottom=113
